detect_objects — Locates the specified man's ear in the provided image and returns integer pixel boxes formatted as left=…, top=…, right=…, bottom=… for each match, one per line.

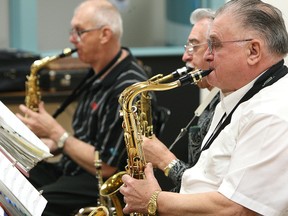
left=99, top=26, right=112, bottom=44
left=247, top=40, right=261, bottom=65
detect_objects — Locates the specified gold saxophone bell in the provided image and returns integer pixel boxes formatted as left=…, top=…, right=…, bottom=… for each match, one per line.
left=75, top=204, right=111, bottom=216
left=100, top=171, right=126, bottom=216
left=75, top=152, right=125, bottom=216
left=75, top=206, right=109, bottom=216
left=88, top=207, right=109, bottom=216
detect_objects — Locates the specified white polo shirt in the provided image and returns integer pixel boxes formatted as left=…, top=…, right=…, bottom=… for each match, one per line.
left=180, top=73, right=288, bottom=216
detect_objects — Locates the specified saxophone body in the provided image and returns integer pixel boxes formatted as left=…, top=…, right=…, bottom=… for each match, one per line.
left=25, top=48, right=77, bottom=112
left=100, top=67, right=212, bottom=216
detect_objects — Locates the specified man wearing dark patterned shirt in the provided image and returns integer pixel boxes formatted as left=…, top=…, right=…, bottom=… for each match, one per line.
left=16, top=1, right=160, bottom=215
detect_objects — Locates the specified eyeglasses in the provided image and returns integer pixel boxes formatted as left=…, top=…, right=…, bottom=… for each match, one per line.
left=184, top=42, right=207, bottom=55
left=207, top=39, right=253, bottom=54
left=70, top=26, right=104, bottom=42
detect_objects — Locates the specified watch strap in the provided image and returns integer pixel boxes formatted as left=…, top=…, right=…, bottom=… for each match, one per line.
left=164, top=159, right=179, bottom=177
left=57, top=132, right=70, bottom=149
left=148, top=190, right=161, bottom=215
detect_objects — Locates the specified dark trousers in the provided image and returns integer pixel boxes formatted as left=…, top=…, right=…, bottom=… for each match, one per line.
left=28, top=162, right=99, bottom=216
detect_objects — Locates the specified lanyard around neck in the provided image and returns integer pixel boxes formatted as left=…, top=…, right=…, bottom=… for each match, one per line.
left=53, top=49, right=122, bottom=118
left=202, top=60, right=287, bottom=151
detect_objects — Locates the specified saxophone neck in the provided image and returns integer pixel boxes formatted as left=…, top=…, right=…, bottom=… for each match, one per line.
left=150, top=66, right=194, bottom=84
left=30, top=48, right=77, bottom=75
left=30, top=56, right=56, bottom=75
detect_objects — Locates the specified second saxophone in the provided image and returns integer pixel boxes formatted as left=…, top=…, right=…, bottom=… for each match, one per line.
left=100, top=67, right=212, bottom=216
left=25, top=48, right=77, bottom=112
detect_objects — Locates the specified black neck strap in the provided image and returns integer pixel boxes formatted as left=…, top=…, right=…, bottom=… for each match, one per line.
left=202, top=60, right=288, bottom=151
left=53, top=49, right=122, bottom=118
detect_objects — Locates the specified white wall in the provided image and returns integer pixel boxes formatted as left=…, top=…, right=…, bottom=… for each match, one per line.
left=118, top=0, right=166, bottom=47
left=0, top=0, right=9, bottom=48
left=37, top=0, right=83, bottom=51
left=0, top=0, right=166, bottom=52
left=37, top=0, right=166, bottom=51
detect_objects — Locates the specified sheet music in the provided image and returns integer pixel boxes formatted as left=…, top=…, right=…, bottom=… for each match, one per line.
left=0, top=101, right=50, bottom=153
left=0, top=101, right=52, bottom=175
left=0, top=153, right=47, bottom=216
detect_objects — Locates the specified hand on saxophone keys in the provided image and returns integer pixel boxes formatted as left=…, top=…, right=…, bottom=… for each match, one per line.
left=142, top=135, right=176, bottom=171
left=16, top=101, right=67, bottom=153
left=120, top=163, right=162, bottom=215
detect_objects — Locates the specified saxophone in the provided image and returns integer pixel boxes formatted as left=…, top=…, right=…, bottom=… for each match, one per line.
left=25, top=48, right=77, bottom=112
left=100, top=67, right=212, bottom=216
left=119, top=67, right=212, bottom=177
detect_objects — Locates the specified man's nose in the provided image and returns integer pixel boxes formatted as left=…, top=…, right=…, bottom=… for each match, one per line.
left=182, top=52, right=192, bottom=63
left=203, top=48, right=213, bottom=62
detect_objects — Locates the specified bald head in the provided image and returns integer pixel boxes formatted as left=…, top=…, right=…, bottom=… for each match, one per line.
left=74, top=0, right=123, bottom=40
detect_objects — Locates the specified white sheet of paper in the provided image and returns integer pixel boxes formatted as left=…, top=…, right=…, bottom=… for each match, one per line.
left=0, top=153, right=47, bottom=216
left=0, top=101, right=50, bottom=153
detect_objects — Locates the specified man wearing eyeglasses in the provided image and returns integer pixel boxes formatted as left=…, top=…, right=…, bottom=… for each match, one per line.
left=16, top=0, right=161, bottom=215
left=120, top=0, right=288, bottom=215
left=142, top=8, right=220, bottom=193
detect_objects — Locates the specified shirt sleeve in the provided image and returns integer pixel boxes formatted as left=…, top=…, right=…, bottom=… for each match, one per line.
left=168, top=160, right=190, bottom=191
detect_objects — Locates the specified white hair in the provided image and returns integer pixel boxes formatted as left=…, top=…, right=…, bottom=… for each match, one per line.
left=190, top=8, right=215, bottom=25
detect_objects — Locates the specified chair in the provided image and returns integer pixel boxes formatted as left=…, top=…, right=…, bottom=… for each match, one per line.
left=153, top=106, right=171, bottom=138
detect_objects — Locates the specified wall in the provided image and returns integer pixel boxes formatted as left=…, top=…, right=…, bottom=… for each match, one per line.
left=2, top=0, right=226, bottom=54
left=1, top=0, right=168, bottom=53
left=37, top=0, right=83, bottom=51
left=115, top=0, right=167, bottom=47
left=2, top=1, right=287, bottom=56
left=0, top=0, right=9, bottom=48
left=37, top=0, right=167, bottom=51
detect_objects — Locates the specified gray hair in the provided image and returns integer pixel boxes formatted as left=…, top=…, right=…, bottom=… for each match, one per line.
left=190, top=8, right=215, bottom=25
left=75, top=0, right=123, bottom=40
left=216, top=0, right=288, bottom=56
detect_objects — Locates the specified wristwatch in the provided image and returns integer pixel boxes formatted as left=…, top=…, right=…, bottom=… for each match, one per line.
left=163, top=159, right=179, bottom=177
left=57, top=132, right=70, bottom=149
left=147, top=190, right=160, bottom=215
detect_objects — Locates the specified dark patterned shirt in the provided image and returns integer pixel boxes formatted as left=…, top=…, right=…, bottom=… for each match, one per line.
left=169, top=92, right=220, bottom=192
left=59, top=48, right=151, bottom=176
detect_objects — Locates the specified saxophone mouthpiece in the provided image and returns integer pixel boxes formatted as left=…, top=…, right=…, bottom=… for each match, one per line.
left=185, top=66, right=194, bottom=72
left=172, top=66, right=194, bottom=79
left=178, top=69, right=213, bottom=86
left=59, top=48, right=77, bottom=58
left=201, top=68, right=213, bottom=77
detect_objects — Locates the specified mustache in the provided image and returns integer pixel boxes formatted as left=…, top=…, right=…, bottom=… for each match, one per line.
left=185, top=63, right=194, bottom=69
